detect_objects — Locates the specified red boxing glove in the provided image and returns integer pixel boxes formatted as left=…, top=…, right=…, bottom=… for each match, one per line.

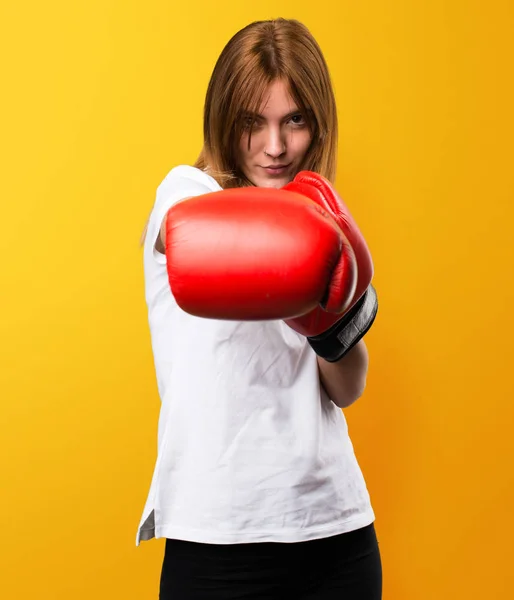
left=165, top=187, right=358, bottom=320
left=282, top=172, right=378, bottom=362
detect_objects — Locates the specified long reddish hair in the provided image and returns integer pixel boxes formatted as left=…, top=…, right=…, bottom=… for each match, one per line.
left=195, top=18, right=338, bottom=188
left=141, top=19, right=338, bottom=244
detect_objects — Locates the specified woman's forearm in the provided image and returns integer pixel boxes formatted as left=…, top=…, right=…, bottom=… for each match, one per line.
left=317, top=339, right=369, bottom=408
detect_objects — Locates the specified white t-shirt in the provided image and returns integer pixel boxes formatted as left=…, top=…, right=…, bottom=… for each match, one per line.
left=136, top=165, right=375, bottom=545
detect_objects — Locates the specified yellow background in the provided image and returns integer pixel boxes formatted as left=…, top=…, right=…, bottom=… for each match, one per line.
left=1, top=0, right=513, bottom=598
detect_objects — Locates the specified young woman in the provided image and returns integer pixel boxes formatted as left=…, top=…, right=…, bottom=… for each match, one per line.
left=138, top=18, right=382, bottom=599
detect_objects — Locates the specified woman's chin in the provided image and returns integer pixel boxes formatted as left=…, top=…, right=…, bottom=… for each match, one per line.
left=251, top=174, right=294, bottom=189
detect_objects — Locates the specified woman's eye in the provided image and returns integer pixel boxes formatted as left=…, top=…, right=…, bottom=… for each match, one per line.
left=290, top=114, right=305, bottom=125
left=243, top=117, right=261, bottom=130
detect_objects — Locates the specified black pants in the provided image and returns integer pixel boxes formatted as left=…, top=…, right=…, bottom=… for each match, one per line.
left=159, top=523, right=382, bottom=599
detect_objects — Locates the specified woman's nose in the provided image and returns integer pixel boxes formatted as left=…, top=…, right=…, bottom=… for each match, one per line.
left=263, top=128, right=286, bottom=158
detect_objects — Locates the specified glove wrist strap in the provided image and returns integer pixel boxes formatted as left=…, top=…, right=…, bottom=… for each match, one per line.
left=308, top=284, right=378, bottom=362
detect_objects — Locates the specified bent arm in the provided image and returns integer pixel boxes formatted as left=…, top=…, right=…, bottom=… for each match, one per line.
left=317, top=339, right=369, bottom=408
left=155, top=214, right=169, bottom=254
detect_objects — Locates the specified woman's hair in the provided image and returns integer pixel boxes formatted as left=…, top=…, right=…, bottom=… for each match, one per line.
left=195, top=18, right=338, bottom=188
left=141, top=18, right=338, bottom=244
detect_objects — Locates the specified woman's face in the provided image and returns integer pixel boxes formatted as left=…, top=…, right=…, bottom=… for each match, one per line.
left=237, top=79, right=312, bottom=189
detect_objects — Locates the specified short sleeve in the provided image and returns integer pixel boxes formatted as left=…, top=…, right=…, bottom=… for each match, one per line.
left=145, top=165, right=223, bottom=265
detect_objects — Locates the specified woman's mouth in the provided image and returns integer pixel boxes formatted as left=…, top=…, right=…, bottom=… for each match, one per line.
left=261, top=164, right=291, bottom=176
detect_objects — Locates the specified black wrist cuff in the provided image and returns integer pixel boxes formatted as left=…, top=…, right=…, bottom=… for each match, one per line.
left=307, top=284, right=378, bottom=362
